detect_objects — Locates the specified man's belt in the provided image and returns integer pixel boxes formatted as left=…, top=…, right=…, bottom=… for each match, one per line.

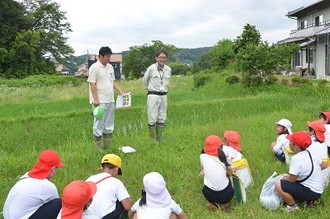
left=147, top=91, right=167, bottom=96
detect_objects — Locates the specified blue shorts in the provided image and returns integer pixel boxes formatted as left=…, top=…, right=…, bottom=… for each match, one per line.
left=202, top=182, right=235, bottom=204
left=280, top=179, right=321, bottom=202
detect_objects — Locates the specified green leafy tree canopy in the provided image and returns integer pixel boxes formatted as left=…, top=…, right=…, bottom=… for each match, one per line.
left=122, top=40, right=177, bottom=79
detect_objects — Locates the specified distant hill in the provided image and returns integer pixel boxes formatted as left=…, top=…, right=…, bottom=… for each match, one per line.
left=65, top=47, right=212, bottom=72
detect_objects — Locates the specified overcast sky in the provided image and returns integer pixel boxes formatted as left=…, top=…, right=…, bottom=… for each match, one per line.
left=54, top=0, right=314, bottom=55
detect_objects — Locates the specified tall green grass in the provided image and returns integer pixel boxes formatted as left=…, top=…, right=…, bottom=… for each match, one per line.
left=1, top=75, right=329, bottom=218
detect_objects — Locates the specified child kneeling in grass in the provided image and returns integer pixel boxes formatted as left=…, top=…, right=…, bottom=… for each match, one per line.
left=200, top=135, right=235, bottom=211
left=270, top=119, right=293, bottom=162
left=275, top=131, right=328, bottom=212
left=129, top=172, right=187, bottom=219
left=319, top=112, right=330, bottom=156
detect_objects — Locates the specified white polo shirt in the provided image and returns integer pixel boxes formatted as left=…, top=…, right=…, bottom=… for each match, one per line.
left=87, top=61, right=115, bottom=104
left=290, top=150, right=324, bottom=194
left=3, top=172, right=59, bottom=219
left=131, top=199, right=182, bottom=219
left=86, top=172, right=130, bottom=218
left=200, top=153, right=229, bottom=191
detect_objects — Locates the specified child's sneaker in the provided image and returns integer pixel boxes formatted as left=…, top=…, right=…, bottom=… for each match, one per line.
left=283, top=203, right=299, bottom=212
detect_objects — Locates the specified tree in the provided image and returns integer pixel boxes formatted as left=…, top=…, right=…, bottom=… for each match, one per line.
left=122, top=40, right=177, bottom=79
left=168, top=62, right=190, bottom=75
left=22, top=0, right=74, bottom=60
left=234, top=23, right=261, bottom=54
left=0, top=0, right=30, bottom=50
left=235, top=42, right=298, bottom=86
left=210, top=39, right=235, bottom=70
left=191, top=51, right=213, bottom=74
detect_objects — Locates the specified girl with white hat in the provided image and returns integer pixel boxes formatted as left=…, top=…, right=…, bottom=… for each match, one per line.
left=270, top=119, right=293, bottom=162
left=129, top=172, right=187, bottom=219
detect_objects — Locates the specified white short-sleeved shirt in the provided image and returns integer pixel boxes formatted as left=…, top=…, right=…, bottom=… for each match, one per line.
left=131, top=198, right=182, bottom=219
left=86, top=172, right=130, bottom=218
left=324, top=124, right=330, bottom=147
left=272, top=134, right=290, bottom=153
left=289, top=150, right=324, bottom=194
left=200, top=153, right=229, bottom=191
left=222, top=145, right=243, bottom=162
left=3, top=172, right=59, bottom=219
left=56, top=209, right=99, bottom=219
left=87, top=61, right=115, bottom=104
left=142, top=63, right=171, bottom=92
left=308, top=136, right=328, bottom=160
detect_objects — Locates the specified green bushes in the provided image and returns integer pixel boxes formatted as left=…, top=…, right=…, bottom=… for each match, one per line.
left=265, top=76, right=278, bottom=85
left=281, top=79, right=289, bottom=85
left=291, top=77, right=312, bottom=86
left=193, top=74, right=212, bottom=88
left=226, top=75, right=240, bottom=84
left=0, top=75, right=85, bottom=88
left=317, top=79, right=328, bottom=87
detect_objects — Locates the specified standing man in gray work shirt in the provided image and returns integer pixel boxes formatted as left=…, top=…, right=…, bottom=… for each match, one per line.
left=142, top=50, right=171, bottom=142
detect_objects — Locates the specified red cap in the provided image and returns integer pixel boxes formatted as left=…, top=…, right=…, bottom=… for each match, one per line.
left=204, top=135, right=223, bottom=156
left=61, top=181, right=97, bottom=219
left=28, top=150, right=64, bottom=179
left=321, top=112, right=330, bottom=121
left=224, top=130, right=241, bottom=152
left=307, top=121, right=326, bottom=142
left=286, top=131, right=312, bottom=149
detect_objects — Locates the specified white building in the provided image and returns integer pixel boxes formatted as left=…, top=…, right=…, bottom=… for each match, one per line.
left=279, top=0, right=330, bottom=79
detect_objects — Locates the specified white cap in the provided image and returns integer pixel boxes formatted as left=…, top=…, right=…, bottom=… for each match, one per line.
left=276, top=119, right=293, bottom=134
left=143, top=172, right=172, bottom=208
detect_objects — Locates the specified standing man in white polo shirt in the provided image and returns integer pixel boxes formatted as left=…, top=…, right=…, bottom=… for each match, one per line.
left=142, top=50, right=171, bottom=142
left=88, top=46, right=126, bottom=150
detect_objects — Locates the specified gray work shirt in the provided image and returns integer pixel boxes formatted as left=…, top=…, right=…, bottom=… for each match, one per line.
left=142, top=63, right=171, bottom=92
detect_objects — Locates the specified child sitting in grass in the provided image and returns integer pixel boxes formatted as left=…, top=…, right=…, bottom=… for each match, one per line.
left=319, top=112, right=330, bottom=156
left=270, top=119, right=293, bottom=162
left=200, top=135, right=235, bottom=211
left=129, top=172, right=187, bottom=219
left=275, top=131, right=328, bottom=212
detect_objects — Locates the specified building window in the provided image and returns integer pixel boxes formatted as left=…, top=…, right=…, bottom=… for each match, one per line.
left=306, top=48, right=314, bottom=64
left=326, top=43, right=330, bottom=76
left=293, top=50, right=301, bottom=67
left=300, top=20, right=307, bottom=29
left=315, top=15, right=323, bottom=26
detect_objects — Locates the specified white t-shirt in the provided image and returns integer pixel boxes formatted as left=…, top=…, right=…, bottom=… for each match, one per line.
left=222, top=145, right=243, bottom=162
left=87, top=61, right=115, bottom=104
left=131, top=199, right=182, bottom=219
left=200, top=153, right=229, bottom=191
left=272, top=134, right=290, bottom=153
left=3, top=172, right=59, bottom=219
left=56, top=209, right=99, bottom=219
left=289, top=150, right=324, bottom=194
left=308, top=136, right=328, bottom=160
left=324, top=124, right=330, bottom=147
left=86, top=172, right=130, bottom=218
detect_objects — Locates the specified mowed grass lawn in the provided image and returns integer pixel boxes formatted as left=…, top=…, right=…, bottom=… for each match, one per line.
left=1, top=75, right=330, bottom=218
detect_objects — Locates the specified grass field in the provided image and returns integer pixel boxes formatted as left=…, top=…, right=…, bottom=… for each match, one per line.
left=1, top=75, right=330, bottom=218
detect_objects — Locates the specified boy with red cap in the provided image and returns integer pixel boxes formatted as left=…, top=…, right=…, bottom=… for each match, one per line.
left=200, top=135, right=235, bottom=211
left=57, top=180, right=98, bottom=219
left=319, top=112, right=330, bottom=156
left=85, top=154, right=132, bottom=218
left=270, top=119, right=293, bottom=162
left=275, top=131, right=328, bottom=212
left=3, top=150, right=64, bottom=219
left=307, top=120, right=330, bottom=187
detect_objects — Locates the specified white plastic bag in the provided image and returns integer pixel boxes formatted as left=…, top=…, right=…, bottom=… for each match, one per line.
left=259, top=171, right=287, bottom=210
